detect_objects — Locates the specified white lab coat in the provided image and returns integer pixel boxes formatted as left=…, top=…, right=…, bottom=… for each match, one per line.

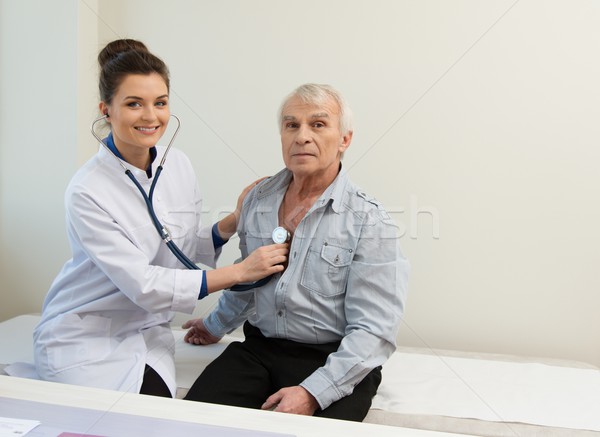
left=33, top=145, right=219, bottom=396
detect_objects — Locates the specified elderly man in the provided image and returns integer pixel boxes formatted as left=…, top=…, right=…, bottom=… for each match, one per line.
left=183, top=83, right=409, bottom=422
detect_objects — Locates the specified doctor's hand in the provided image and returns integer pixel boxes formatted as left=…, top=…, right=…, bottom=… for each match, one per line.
left=235, top=177, right=268, bottom=217
left=182, top=318, right=222, bottom=345
left=261, top=386, right=319, bottom=416
left=236, top=243, right=288, bottom=283
left=217, top=177, right=269, bottom=240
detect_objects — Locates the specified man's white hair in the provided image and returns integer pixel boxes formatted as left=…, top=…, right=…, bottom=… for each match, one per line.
left=278, top=83, right=353, bottom=134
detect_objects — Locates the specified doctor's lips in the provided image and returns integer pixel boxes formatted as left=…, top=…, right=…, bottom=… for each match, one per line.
left=135, top=126, right=161, bottom=134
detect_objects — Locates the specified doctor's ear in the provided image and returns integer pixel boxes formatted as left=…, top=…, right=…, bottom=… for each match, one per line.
left=99, top=102, right=110, bottom=120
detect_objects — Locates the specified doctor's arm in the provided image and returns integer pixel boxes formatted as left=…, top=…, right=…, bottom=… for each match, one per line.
left=204, top=244, right=287, bottom=293
left=69, top=187, right=284, bottom=315
left=214, top=177, right=268, bottom=241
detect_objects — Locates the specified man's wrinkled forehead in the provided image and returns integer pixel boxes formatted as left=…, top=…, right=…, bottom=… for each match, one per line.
left=282, top=95, right=340, bottom=119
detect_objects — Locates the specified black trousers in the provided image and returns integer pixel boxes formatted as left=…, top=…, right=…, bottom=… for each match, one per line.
left=139, top=364, right=171, bottom=398
left=184, top=322, right=381, bottom=422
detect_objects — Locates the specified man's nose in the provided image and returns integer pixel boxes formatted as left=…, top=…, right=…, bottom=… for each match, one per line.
left=295, top=125, right=312, bottom=144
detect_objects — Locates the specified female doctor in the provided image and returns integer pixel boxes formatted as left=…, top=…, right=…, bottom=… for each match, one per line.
left=33, top=39, right=288, bottom=397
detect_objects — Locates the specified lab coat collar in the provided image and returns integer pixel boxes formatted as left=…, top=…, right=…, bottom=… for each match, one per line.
left=104, top=132, right=158, bottom=178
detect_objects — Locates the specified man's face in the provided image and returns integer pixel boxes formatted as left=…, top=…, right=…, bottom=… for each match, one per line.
left=280, top=95, right=352, bottom=181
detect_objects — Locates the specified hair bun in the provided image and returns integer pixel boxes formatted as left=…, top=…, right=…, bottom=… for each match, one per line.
left=98, top=39, right=149, bottom=68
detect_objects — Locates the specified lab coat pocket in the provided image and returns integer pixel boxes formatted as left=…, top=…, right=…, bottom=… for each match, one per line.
left=301, top=243, right=353, bottom=297
left=46, top=314, right=111, bottom=374
left=161, top=201, right=197, bottom=240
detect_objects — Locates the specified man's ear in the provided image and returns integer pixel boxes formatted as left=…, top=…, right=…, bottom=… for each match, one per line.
left=339, top=131, right=353, bottom=153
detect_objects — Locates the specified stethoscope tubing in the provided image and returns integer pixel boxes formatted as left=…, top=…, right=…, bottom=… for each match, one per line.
left=90, top=114, right=274, bottom=292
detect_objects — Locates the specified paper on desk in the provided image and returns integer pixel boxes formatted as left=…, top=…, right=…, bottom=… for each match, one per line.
left=58, top=433, right=106, bottom=436
left=0, top=417, right=40, bottom=436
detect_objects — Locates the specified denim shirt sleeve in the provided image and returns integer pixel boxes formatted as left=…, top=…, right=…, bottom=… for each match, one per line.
left=203, top=289, right=256, bottom=337
left=300, top=208, right=409, bottom=409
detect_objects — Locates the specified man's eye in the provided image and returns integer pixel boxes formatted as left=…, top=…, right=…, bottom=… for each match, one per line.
left=286, top=123, right=298, bottom=129
left=313, top=122, right=325, bottom=128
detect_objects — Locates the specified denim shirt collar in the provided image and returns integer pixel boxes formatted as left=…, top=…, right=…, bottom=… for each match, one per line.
left=256, top=164, right=348, bottom=214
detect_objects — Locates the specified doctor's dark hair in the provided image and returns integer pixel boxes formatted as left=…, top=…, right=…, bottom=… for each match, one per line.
left=98, top=39, right=170, bottom=105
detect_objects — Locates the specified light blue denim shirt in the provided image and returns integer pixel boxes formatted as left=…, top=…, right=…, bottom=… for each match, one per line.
left=204, top=167, right=409, bottom=410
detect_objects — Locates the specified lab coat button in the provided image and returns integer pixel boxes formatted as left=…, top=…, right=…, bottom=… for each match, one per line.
left=277, top=311, right=283, bottom=317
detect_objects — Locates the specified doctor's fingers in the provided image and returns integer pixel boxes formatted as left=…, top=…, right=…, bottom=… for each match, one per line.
left=239, top=248, right=286, bottom=281
left=256, top=244, right=288, bottom=265
left=260, top=243, right=289, bottom=255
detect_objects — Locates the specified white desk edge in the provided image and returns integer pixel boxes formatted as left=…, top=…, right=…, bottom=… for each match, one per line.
left=0, top=375, right=471, bottom=437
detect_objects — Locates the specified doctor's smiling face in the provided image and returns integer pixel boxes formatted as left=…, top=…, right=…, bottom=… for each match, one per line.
left=99, top=73, right=170, bottom=170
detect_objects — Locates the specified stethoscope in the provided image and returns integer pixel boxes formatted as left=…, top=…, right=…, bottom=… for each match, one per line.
left=91, top=114, right=289, bottom=292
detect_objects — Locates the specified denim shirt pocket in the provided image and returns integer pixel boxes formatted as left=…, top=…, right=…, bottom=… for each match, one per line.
left=301, top=242, right=353, bottom=297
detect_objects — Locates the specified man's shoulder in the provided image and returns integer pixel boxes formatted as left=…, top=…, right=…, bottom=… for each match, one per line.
left=253, top=168, right=290, bottom=198
left=342, top=179, right=385, bottom=212
left=339, top=179, right=396, bottom=228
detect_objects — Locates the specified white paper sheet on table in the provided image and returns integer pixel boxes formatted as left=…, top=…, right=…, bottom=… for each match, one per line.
left=371, top=352, right=600, bottom=432
left=0, top=417, right=40, bottom=436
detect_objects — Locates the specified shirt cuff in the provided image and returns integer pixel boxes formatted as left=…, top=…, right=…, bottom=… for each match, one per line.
left=300, top=369, right=345, bottom=410
left=198, top=272, right=208, bottom=299
left=202, top=311, right=226, bottom=337
left=211, top=223, right=228, bottom=250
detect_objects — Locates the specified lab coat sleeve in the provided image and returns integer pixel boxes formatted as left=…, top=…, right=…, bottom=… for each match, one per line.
left=202, top=196, right=257, bottom=336
left=68, top=189, right=202, bottom=315
left=192, top=179, right=221, bottom=268
left=299, top=210, right=409, bottom=410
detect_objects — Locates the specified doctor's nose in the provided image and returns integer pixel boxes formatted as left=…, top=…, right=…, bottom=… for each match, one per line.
left=141, top=106, right=158, bottom=121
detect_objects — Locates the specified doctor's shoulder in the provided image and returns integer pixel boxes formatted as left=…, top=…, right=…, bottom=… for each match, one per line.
left=158, top=146, right=199, bottom=182
left=63, top=154, right=127, bottom=212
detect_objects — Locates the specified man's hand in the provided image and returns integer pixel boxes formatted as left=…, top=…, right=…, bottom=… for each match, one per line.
left=261, top=386, right=319, bottom=416
left=182, top=318, right=222, bottom=345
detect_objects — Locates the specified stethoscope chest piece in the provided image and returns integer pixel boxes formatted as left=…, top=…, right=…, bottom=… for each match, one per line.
left=272, top=226, right=290, bottom=244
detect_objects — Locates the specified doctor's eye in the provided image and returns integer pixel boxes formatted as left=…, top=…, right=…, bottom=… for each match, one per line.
left=155, top=100, right=168, bottom=107
left=127, top=101, right=142, bottom=108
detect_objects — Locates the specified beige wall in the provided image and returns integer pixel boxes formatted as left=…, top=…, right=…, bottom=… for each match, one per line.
left=1, top=0, right=599, bottom=367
